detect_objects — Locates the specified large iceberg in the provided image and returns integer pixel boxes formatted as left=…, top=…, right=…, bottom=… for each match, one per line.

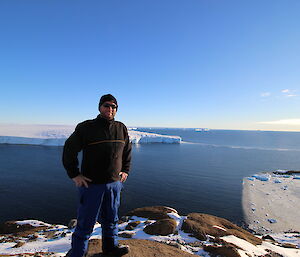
left=0, top=124, right=181, bottom=146
left=129, top=130, right=181, bottom=144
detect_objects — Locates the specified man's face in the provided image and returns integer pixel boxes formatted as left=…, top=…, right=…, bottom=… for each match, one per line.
left=99, top=100, right=117, bottom=120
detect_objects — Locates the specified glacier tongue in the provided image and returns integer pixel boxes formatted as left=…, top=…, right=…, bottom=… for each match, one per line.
left=0, top=124, right=181, bottom=146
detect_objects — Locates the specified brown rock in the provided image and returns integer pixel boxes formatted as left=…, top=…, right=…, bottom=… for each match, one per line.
left=45, top=230, right=57, bottom=239
left=0, top=235, right=17, bottom=243
left=12, top=241, right=26, bottom=248
left=126, top=206, right=176, bottom=220
left=203, top=244, right=241, bottom=257
left=44, top=230, right=66, bottom=240
left=262, top=235, right=276, bottom=241
left=27, top=233, right=39, bottom=241
left=118, top=231, right=135, bottom=238
left=187, top=241, right=203, bottom=247
left=125, top=221, right=141, bottom=230
left=143, top=219, right=177, bottom=236
left=119, top=216, right=130, bottom=223
left=263, top=249, right=285, bottom=256
left=181, top=213, right=262, bottom=245
left=0, top=221, right=49, bottom=237
left=0, top=221, right=33, bottom=234
left=85, top=239, right=196, bottom=257
left=280, top=243, right=298, bottom=249
left=68, top=219, right=77, bottom=229
left=181, top=219, right=207, bottom=240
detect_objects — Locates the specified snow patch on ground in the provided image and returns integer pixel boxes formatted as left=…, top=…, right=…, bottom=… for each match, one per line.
left=15, top=220, right=52, bottom=227
left=1, top=212, right=299, bottom=257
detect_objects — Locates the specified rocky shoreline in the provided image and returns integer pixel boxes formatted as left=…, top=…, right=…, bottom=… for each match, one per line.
left=0, top=206, right=299, bottom=257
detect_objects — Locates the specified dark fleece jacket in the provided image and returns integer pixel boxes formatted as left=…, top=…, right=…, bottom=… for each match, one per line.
left=62, top=115, right=132, bottom=184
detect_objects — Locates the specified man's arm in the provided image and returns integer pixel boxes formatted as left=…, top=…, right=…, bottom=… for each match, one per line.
left=62, top=124, right=83, bottom=179
left=63, top=124, right=92, bottom=187
left=121, top=126, right=132, bottom=177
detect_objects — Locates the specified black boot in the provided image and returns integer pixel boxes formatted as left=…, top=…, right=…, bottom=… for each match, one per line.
left=65, top=249, right=88, bottom=257
left=102, top=237, right=129, bottom=256
left=65, top=249, right=72, bottom=257
left=102, top=244, right=129, bottom=256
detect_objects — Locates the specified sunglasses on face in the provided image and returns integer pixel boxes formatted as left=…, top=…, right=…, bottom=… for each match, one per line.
left=103, top=103, right=117, bottom=109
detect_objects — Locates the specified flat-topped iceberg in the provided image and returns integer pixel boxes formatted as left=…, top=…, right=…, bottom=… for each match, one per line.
left=0, top=124, right=181, bottom=146
left=129, top=130, right=181, bottom=144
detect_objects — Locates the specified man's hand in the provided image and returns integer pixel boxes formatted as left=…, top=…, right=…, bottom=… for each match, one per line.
left=72, top=175, right=92, bottom=188
left=119, top=172, right=128, bottom=183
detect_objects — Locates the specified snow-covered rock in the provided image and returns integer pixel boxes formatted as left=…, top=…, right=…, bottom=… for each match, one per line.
left=0, top=206, right=299, bottom=257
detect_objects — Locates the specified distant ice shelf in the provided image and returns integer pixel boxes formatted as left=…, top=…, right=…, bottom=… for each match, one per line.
left=0, top=124, right=181, bottom=146
left=195, top=128, right=210, bottom=132
left=129, top=130, right=181, bottom=144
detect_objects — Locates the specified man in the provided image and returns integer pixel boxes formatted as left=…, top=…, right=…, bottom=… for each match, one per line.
left=63, top=94, right=132, bottom=257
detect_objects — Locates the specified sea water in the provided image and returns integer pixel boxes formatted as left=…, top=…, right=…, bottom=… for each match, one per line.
left=0, top=129, right=300, bottom=225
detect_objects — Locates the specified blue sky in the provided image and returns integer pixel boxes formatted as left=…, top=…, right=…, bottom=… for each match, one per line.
left=0, top=0, right=299, bottom=130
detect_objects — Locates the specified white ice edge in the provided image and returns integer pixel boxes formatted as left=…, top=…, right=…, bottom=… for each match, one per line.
left=0, top=125, right=181, bottom=145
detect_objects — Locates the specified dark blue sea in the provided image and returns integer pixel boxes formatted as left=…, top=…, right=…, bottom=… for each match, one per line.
left=1, top=129, right=300, bottom=225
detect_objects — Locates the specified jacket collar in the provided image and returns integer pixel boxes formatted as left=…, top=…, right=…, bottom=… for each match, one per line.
left=96, top=114, right=115, bottom=124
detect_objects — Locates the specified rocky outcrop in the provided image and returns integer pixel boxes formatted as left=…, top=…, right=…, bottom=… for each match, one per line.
left=143, top=219, right=177, bottom=236
left=125, top=221, right=141, bottom=230
left=203, top=243, right=241, bottom=257
left=181, top=213, right=262, bottom=245
left=68, top=219, right=77, bottom=229
left=126, top=206, right=176, bottom=220
left=0, top=206, right=298, bottom=257
left=86, top=238, right=196, bottom=257
left=0, top=221, right=49, bottom=237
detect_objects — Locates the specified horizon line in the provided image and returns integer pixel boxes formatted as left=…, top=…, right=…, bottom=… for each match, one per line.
left=0, top=122, right=299, bottom=133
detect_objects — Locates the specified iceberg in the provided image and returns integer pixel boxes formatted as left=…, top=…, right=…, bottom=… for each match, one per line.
left=275, top=169, right=288, bottom=174
left=252, top=174, right=270, bottom=182
left=129, top=130, right=181, bottom=144
left=0, top=124, right=181, bottom=146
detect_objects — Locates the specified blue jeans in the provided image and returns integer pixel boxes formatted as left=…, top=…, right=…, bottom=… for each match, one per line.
left=69, top=181, right=123, bottom=257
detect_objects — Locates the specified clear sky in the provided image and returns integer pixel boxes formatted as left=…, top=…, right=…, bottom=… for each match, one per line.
left=0, top=0, right=299, bottom=131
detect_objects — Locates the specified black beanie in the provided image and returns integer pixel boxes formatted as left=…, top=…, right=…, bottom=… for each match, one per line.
left=99, top=94, right=118, bottom=110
